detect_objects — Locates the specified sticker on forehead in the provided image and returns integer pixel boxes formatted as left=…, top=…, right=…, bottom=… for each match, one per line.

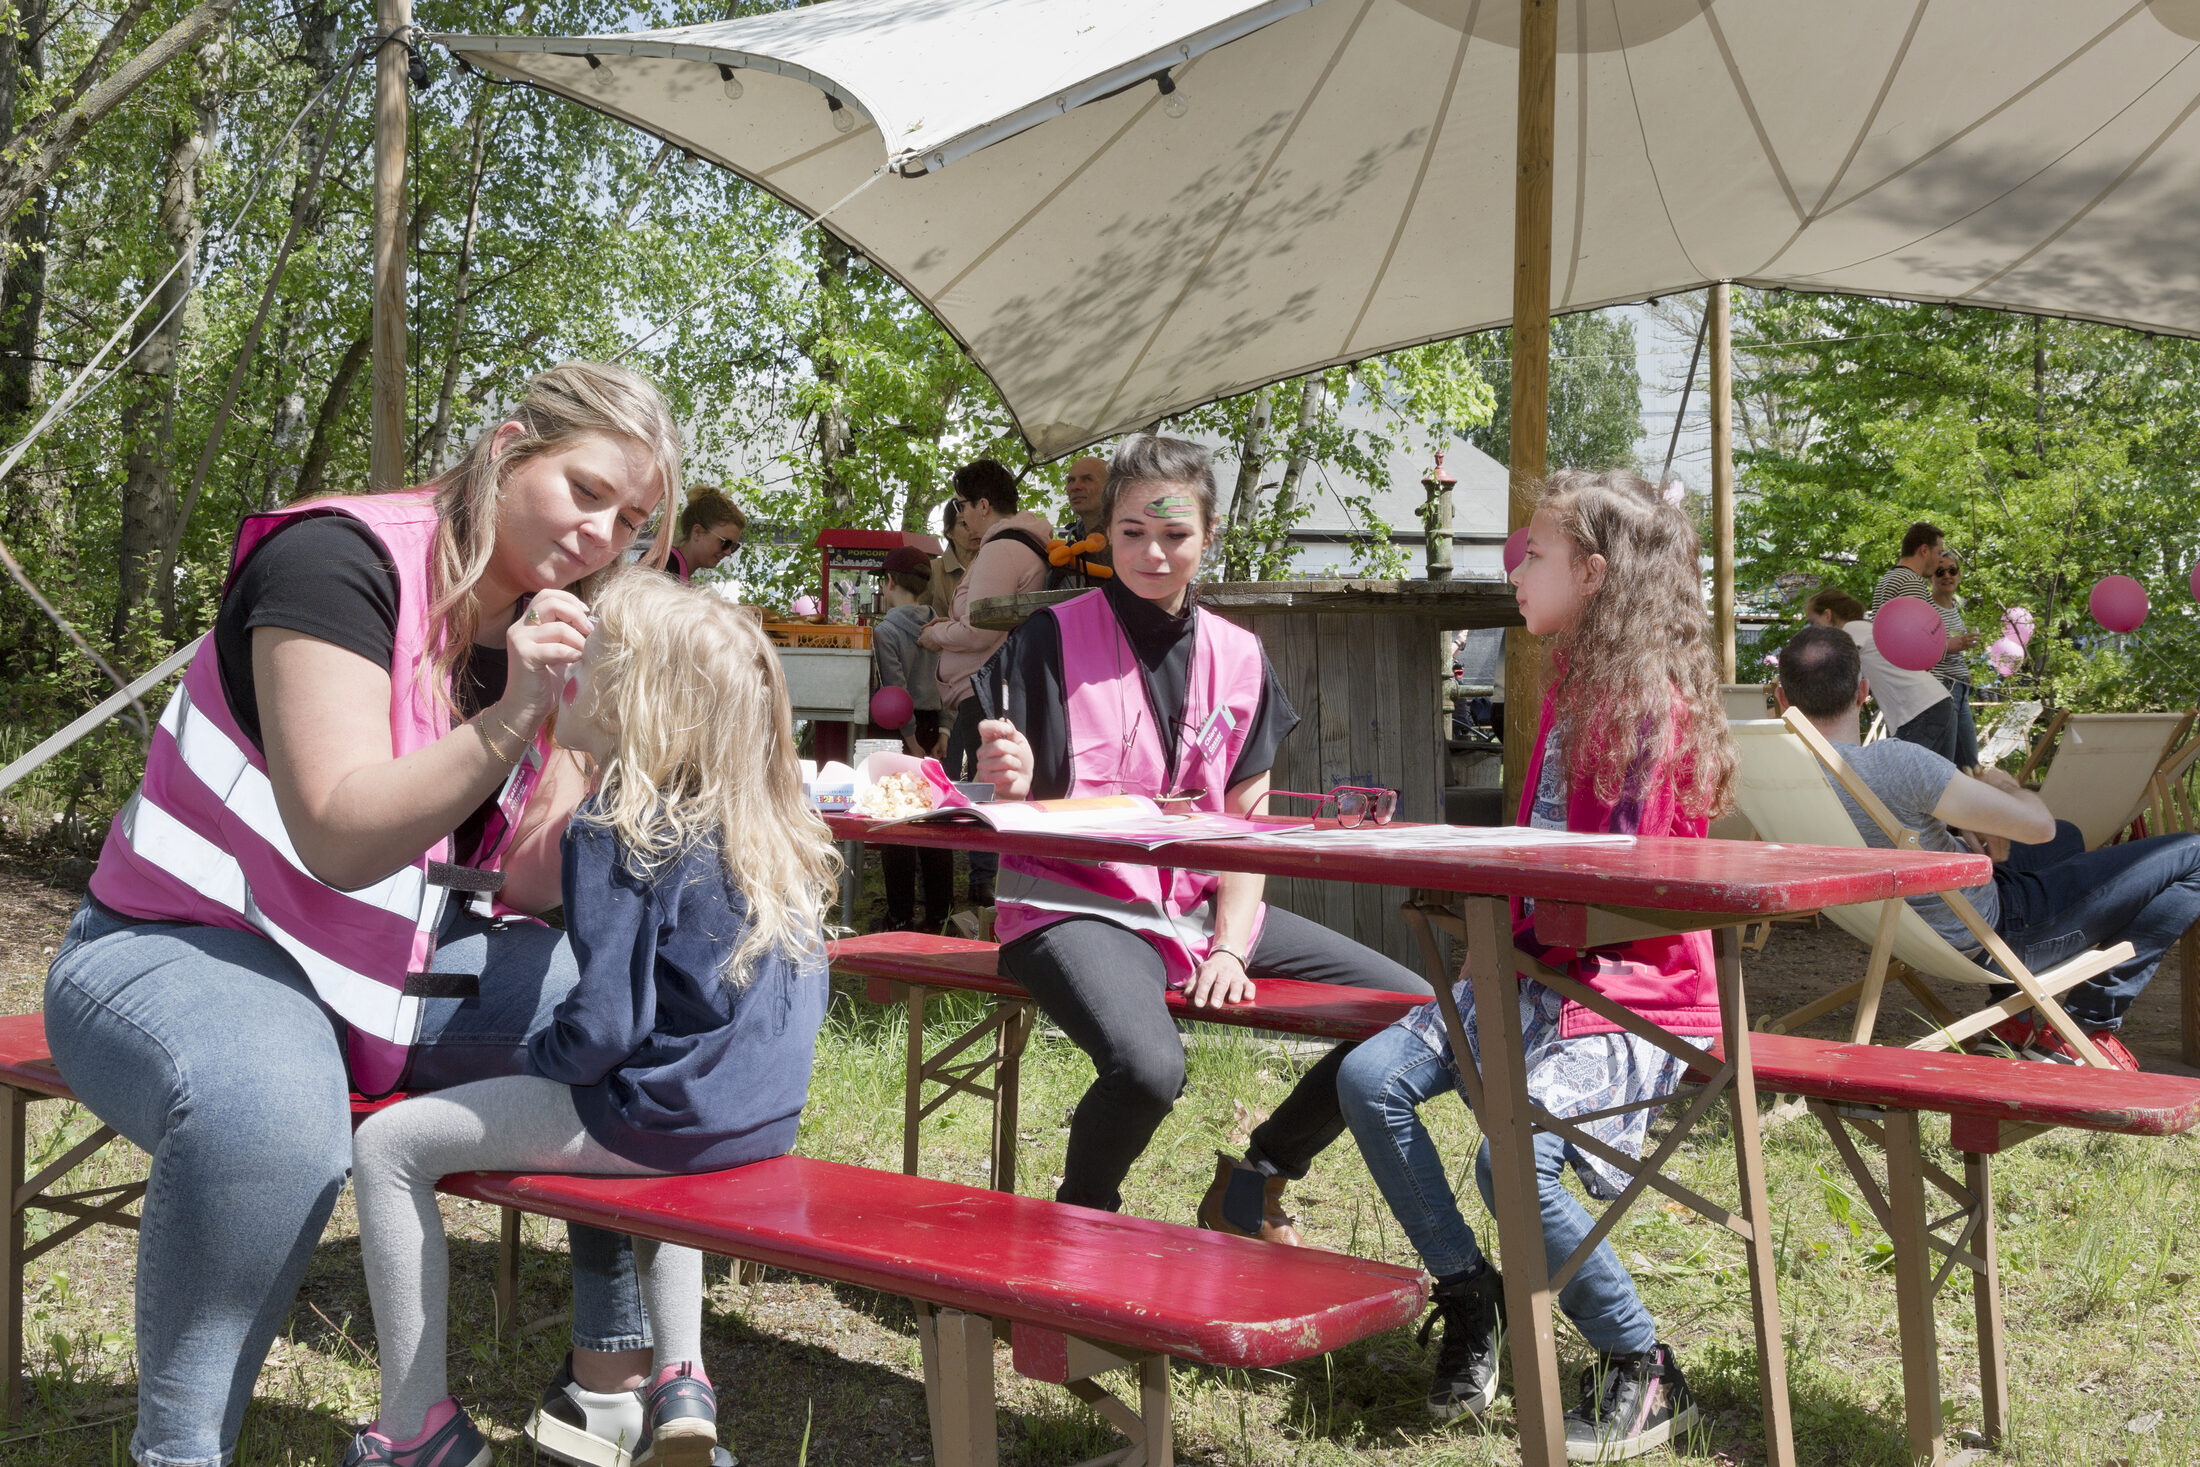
left=1143, top=494, right=1197, bottom=519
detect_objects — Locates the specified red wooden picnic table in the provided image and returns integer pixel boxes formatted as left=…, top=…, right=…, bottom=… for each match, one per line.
left=828, top=813, right=1987, bottom=1467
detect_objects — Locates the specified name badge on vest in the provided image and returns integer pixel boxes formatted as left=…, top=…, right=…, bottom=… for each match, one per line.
left=1194, top=705, right=1237, bottom=760
left=466, top=742, right=543, bottom=918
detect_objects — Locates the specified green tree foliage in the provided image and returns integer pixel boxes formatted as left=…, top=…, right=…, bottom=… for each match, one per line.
left=1730, top=292, right=2200, bottom=710
left=0, top=0, right=1500, bottom=823
left=1459, top=310, right=1644, bottom=474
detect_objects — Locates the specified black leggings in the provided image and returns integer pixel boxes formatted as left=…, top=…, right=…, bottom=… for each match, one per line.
left=1000, top=907, right=1431, bottom=1212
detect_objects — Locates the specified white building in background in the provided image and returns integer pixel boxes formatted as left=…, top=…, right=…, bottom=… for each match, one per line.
left=1187, top=395, right=1512, bottom=581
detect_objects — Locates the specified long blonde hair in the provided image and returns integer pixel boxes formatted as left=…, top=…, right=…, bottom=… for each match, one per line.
left=424, top=362, right=685, bottom=706
left=571, top=570, right=841, bottom=985
left=1535, top=469, right=1736, bottom=819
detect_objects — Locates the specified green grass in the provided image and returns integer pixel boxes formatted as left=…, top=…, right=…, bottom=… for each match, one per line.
left=3, top=915, right=2198, bottom=1462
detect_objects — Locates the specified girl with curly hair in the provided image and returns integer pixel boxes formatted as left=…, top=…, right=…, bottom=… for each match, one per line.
left=1338, top=469, right=1734, bottom=1461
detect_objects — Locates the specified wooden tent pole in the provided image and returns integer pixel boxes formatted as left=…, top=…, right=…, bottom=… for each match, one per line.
left=1710, top=280, right=1736, bottom=679
left=370, top=0, right=411, bottom=490
left=1493, top=8, right=1565, bottom=1467
left=1501, top=0, right=1556, bottom=817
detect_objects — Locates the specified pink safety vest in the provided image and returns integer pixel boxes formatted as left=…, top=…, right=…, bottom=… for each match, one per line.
left=666, top=546, right=692, bottom=582
left=994, top=589, right=1269, bottom=987
left=90, top=490, right=549, bottom=1095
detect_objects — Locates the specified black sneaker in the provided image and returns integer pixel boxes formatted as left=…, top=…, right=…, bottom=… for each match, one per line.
left=525, top=1355, right=737, bottom=1467
left=1418, top=1267, right=1506, bottom=1420
left=635, top=1363, right=719, bottom=1467
left=1563, top=1342, right=1700, bottom=1461
left=340, top=1401, right=491, bottom=1467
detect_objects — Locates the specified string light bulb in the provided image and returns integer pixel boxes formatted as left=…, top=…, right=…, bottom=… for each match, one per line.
left=718, top=63, right=742, bottom=100
left=1156, top=70, right=1186, bottom=118
left=827, top=95, right=855, bottom=133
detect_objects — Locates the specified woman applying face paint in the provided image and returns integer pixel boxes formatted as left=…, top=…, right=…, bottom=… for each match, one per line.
left=972, top=436, right=1432, bottom=1245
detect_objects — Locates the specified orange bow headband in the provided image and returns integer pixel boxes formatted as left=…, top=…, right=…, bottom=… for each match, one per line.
left=1046, top=532, right=1114, bottom=578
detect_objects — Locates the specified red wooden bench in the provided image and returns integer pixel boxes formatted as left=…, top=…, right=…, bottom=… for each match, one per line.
left=830, top=932, right=2200, bottom=1467
left=829, top=930, right=1431, bottom=1189
left=0, top=1013, right=1424, bottom=1466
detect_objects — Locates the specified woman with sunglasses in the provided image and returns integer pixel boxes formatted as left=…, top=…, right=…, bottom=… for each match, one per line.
left=661, top=485, right=746, bottom=581
left=972, top=436, right=1430, bottom=1245
left=1931, top=551, right=1981, bottom=769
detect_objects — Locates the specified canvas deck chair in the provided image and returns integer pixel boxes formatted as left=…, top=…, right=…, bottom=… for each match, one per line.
left=1729, top=711, right=2126, bottom=1066
left=2030, top=712, right=2190, bottom=849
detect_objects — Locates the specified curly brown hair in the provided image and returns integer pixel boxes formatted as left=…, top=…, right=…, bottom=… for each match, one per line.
left=1533, top=469, right=1735, bottom=819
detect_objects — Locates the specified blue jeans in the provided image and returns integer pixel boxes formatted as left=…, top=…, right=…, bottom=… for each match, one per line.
left=44, top=899, right=647, bottom=1467
left=1941, top=678, right=1977, bottom=770
left=1990, top=826, right=2200, bottom=1029
left=1337, top=1024, right=1656, bottom=1355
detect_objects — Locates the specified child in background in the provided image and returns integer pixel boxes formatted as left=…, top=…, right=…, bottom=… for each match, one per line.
left=1338, top=470, right=1734, bottom=1460
left=871, top=545, right=952, bottom=931
left=344, top=571, right=838, bottom=1467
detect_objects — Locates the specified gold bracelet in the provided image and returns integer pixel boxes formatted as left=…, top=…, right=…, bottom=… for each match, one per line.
left=475, top=716, right=521, bottom=768
left=493, top=713, right=535, bottom=753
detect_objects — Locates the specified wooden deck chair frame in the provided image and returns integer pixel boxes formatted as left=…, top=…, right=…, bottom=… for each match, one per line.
left=1735, top=711, right=2123, bottom=1067
left=2029, top=712, right=2191, bottom=850
left=2136, top=718, right=2200, bottom=838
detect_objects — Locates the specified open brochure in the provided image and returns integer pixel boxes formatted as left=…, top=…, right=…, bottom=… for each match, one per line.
left=1242, top=823, right=1635, bottom=850
left=830, top=756, right=1275, bottom=849
left=881, top=793, right=1277, bottom=851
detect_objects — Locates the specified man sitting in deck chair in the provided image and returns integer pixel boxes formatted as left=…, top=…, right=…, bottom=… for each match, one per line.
left=1776, top=626, right=2200, bottom=1070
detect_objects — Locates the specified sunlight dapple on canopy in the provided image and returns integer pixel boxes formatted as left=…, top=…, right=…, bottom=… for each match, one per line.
left=436, top=0, right=2200, bottom=458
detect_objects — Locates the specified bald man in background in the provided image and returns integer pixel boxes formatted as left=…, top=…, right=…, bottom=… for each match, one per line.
left=1048, top=454, right=1114, bottom=590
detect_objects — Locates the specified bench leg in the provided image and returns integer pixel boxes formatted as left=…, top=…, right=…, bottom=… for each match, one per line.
left=494, top=1206, right=521, bottom=1336
left=1884, top=1111, right=1946, bottom=1467
left=1965, top=1152, right=2007, bottom=1446
left=1, top=1086, right=23, bottom=1423
left=915, top=1303, right=997, bottom=1467
left=990, top=1002, right=1033, bottom=1195
left=904, top=984, right=929, bottom=1176
left=1009, top=1323, right=1170, bottom=1467
left=2183, top=921, right=2200, bottom=1067
left=1715, top=928, right=1798, bottom=1467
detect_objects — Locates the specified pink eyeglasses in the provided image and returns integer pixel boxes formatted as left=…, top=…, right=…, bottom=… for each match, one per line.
left=1263, top=785, right=1399, bottom=829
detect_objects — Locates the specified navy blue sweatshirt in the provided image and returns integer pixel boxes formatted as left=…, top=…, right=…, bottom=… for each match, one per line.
left=526, top=810, right=828, bottom=1172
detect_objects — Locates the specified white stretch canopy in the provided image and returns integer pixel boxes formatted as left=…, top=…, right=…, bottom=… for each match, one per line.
left=439, top=0, right=2200, bottom=458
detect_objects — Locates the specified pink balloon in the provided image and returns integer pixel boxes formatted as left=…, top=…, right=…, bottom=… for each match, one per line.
left=1502, top=528, right=1530, bottom=575
left=1986, top=636, right=2024, bottom=677
left=1872, top=597, right=1948, bottom=672
left=2089, top=575, right=2148, bottom=633
left=869, top=686, right=914, bottom=730
left=789, top=594, right=821, bottom=618
left=1999, top=605, right=2035, bottom=648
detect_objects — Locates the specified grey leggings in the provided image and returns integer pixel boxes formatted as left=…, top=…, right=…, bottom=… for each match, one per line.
left=351, top=1076, right=703, bottom=1439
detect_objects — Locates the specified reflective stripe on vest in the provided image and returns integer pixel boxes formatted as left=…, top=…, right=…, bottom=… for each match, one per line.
left=86, top=491, right=543, bottom=1091
left=994, top=590, right=1268, bottom=984
left=113, top=788, right=418, bottom=1038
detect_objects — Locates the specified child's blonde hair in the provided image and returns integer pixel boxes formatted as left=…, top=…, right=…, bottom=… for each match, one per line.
left=572, top=569, right=840, bottom=985
left=1534, top=469, right=1736, bottom=819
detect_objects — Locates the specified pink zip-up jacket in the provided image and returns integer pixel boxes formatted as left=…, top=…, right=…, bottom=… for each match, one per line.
left=1517, top=686, right=1723, bottom=1039
left=923, top=510, right=1054, bottom=707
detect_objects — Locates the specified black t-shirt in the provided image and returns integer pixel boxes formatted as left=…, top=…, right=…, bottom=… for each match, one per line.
left=977, top=578, right=1297, bottom=801
left=213, top=513, right=505, bottom=861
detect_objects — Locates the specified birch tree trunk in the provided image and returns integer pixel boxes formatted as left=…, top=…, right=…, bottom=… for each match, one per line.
left=1222, top=385, right=1272, bottom=580
left=1261, top=374, right=1326, bottom=575
left=114, top=34, right=223, bottom=644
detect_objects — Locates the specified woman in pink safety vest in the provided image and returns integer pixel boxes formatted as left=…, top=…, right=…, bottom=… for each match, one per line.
left=659, top=484, right=746, bottom=582
left=973, top=435, right=1432, bottom=1247
left=44, top=364, right=698, bottom=1467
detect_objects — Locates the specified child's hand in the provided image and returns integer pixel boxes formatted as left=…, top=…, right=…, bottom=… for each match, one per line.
left=975, top=718, right=1032, bottom=799
left=501, top=589, right=594, bottom=729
